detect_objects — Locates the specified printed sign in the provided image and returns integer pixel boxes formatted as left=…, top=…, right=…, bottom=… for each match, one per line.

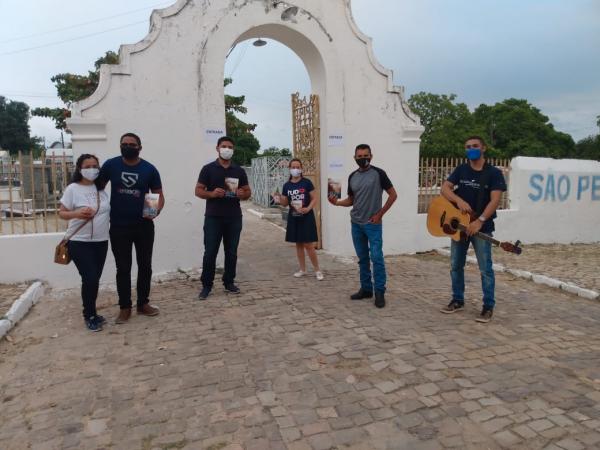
left=204, top=128, right=226, bottom=145
left=328, top=132, right=344, bottom=147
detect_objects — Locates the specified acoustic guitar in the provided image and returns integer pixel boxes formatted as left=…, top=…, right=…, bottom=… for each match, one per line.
left=427, top=196, right=522, bottom=255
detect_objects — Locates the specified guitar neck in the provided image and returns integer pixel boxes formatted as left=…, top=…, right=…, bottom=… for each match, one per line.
left=456, top=224, right=501, bottom=246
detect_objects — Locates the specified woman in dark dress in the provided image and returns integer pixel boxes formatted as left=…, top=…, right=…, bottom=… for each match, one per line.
left=273, top=159, right=323, bottom=280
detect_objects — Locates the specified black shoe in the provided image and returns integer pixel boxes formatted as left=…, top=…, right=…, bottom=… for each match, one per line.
left=350, top=288, right=373, bottom=300
left=85, top=316, right=103, bottom=332
left=198, top=286, right=211, bottom=300
left=476, top=307, right=493, bottom=323
left=224, top=284, right=240, bottom=294
left=95, top=315, right=107, bottom=325
left=440, top=301, right=465, bottom=314
left=374, top=292, right=386, bottom=308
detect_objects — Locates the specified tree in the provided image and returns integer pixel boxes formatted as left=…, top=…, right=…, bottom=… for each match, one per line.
left=224, top=78, right=260, bottom=166
left=472, top=99, right=575, bottom=159
left=32, top=51, right=119, bottom=130
left=261, top=146, right=291, bottom=157
left=408, top=92, right=480, bottom=157
left=0, top=96, right=37, bottom=154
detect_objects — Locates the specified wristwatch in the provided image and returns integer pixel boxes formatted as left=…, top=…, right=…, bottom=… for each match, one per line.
left=478, top=215, right=487, bottom=222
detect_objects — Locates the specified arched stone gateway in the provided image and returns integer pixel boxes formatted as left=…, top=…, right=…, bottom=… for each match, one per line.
left=68, top=0, right=424, bottom=275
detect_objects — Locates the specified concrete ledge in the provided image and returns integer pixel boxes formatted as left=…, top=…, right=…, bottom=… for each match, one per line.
left=1, top=281, right=45, bottom=340
left=434, top=249, right=599, bottom=301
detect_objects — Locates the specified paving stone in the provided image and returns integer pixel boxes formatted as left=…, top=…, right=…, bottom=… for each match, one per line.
left=529, top=419, right=555, bottom=432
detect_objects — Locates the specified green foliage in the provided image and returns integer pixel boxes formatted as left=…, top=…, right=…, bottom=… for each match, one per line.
left=409, top=92, right=579, bottom=159
left=261, top=146, right=291, bottom=157
left=408, top=92, right=479, bottom=157
left=224, top=78, right=260, bottom=166
left=32, top=51, right=119, bottom=130
left=574, top=134, right=600, bottom=160
left=0, top=96, right=37, bottom=154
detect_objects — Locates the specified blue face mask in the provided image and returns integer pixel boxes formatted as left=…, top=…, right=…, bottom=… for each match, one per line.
left=466, top=148, right=482, bottom=160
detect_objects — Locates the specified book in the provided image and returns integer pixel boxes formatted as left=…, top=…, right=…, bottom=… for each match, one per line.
left=225, top=177, right=239, bottom=198
left=328, top=178, right=342, bottom=199
left=291, top=199, right=303, bottom=216
left=143, top=193, right=160, bottom=218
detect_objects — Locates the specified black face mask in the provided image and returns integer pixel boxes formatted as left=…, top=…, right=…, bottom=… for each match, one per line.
left=355, top=157, right=370, bottom=168
left=120, top=145, right=140, bottom=160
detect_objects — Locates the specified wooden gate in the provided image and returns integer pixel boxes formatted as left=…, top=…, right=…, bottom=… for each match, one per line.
left=291, top=93, right=322, bottom=248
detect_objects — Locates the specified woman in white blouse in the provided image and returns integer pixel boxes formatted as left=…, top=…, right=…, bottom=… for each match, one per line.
left=59, top=154, right=110, bottom=332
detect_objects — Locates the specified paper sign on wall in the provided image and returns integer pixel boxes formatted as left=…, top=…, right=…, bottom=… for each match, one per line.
left=204, top=128, right=225, bottom=145
left=328, top=132, right=344, bottom=147
left=328, top=158, right=344, bottom=172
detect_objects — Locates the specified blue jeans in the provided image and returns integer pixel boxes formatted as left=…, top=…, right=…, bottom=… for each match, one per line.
left=201, top=216, right=243, bottom=288
left=351, top=222, right=386, bottom=293
left=450, top=236, right=495, bottom=309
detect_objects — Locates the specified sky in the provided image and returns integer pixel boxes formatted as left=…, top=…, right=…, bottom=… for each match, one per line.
left=0, top=0, right=599, bottom=150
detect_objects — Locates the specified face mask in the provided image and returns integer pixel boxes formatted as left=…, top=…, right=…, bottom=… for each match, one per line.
left=356, top=157, right=370, bottom=168
left=121, top=145, right=140, bottom=160
left=290, top=168, right=302, bottom=177
left=81, top=168, right=99, bottom=181
left=219, top=148, right=234, bottom=160
left=466, top=148, right=482, bottom=161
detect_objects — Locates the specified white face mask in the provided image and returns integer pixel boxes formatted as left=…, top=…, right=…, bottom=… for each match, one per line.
left=219, top=148, right=234, bottom=160
left=81, top=168, right=99, bottom=181
left=290, top=168, right=302, bottom=178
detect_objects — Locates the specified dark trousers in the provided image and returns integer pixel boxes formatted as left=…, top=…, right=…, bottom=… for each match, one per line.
left=109, top=221, right=155, bottom=309
left=201, top=215, right=243, bottom=288
left=67, top=240, right=108, bottom=320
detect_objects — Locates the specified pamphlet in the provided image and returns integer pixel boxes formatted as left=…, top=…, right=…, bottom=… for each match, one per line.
left=225, top=177, right=239, bottom=198
left=143, top=193, right=160, bottom=218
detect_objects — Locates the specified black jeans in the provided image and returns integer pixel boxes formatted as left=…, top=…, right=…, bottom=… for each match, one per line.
left=109, top=221, right=155, bottom=309
left=67, top=240, right=108, bottom=320
left=201, top=215, right=243, bottom=288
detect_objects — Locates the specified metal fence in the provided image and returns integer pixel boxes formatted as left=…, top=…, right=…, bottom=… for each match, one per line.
left=418, top=158, right=511, bottom=213
left=0, top=151, right=73, bottom=235
left=249, top=156, right=291, bottom=208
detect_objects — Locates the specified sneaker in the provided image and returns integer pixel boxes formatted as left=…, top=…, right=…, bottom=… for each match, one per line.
left=96, top=315, right=107, bottom=325
left=85, top=316, right=103, bottom=332
left=374, top=292, right=386, bottom=308
left=115, top=308, right=132, bottom=324
left=315, top=271, right=324, bottom=281
left=137, top=304, right=160, bottom=316
left=350, top=288, right=373, bottom=300
left=294, top=271, right=307, bottom=278
left=198, top=286, right=211, bottom=300
left=476, top=307, right=493, bottom=323
left=224, top=284, right=241, bottom=294
left=440, top=301, right=465, bottom=314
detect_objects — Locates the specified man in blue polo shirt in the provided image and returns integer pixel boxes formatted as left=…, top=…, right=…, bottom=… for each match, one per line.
left=195, top=136, right=251, bottom=299
left=440, top=135, right=507, bottom=323
left=99, top=132, right=164, bottom=324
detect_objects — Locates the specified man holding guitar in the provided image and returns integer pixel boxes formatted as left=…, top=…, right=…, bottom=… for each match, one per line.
left=440, top=136, right=507, bottom=322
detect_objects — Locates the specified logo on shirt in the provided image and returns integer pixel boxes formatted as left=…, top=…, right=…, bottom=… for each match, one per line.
left=121, top=172, right=138, bottom=188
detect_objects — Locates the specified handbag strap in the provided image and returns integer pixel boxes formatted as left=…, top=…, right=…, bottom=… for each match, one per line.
left=63, top=190, right=100, bottom=243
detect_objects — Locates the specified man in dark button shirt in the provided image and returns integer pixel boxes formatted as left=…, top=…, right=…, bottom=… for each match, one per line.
left=440, top=135, right=507, bottom=323
left=195, top=136, right=251, bottom=299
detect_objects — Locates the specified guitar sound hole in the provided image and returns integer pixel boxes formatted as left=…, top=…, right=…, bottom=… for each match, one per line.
left=450, top=218, right=460, bottom=231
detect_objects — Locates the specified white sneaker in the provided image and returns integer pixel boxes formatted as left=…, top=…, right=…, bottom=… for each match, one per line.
left=294, top=271, right=307, bottom=278
left=316, top=271, right=324, bottom=281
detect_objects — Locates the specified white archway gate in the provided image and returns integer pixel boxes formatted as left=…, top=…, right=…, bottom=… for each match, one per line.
left=68, top=0, right=424, bottom=278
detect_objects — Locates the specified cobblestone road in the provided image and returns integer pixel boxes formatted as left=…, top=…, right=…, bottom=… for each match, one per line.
left=1, top=209, right=600, bottom=450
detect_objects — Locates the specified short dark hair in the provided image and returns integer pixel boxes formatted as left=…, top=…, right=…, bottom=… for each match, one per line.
left=120, top=132, right=142, bottom=146
left=217, top=136, right=234, bottom=146
left=465, top=135, right=487, bottom=147
left=355, top=144, right=372, bottom=155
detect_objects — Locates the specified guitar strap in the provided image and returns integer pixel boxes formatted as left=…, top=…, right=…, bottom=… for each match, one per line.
left=475, top=162, right=492, bottom=217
